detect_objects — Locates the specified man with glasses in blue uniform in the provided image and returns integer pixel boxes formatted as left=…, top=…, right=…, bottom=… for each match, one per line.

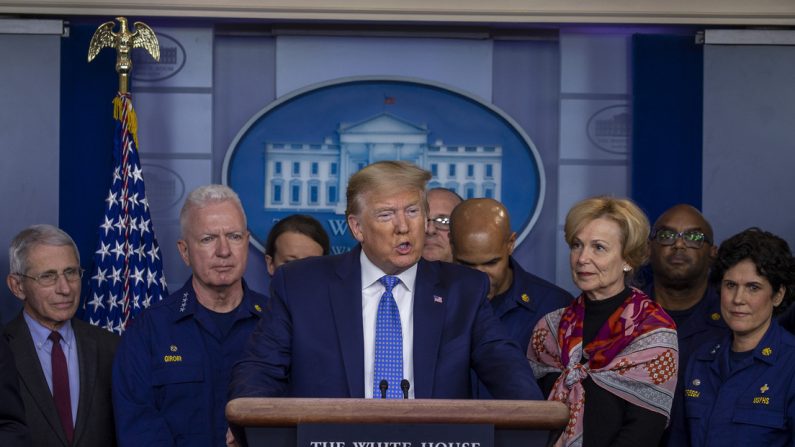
left=642, top=204, right=729, bottom=446
left=646, top=205, right=728, bottom=363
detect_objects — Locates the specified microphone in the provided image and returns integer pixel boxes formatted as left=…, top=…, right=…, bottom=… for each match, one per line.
left=379, top=379, right=388, bottom=399
left=400, top=379, right=410, bottom=399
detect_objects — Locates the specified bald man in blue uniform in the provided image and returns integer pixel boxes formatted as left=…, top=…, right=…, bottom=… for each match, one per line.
left=449, top=198, right=573, bottom=398
left=643, top=205, right=729, bottom=371
left=639, top=204, right=730, bottom=445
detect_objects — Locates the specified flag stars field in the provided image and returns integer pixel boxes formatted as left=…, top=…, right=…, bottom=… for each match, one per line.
left=84, top=93, right=168, bottom=334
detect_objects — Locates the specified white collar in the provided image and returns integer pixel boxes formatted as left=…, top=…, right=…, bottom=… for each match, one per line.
left=359, top=249, right=418, bottom=293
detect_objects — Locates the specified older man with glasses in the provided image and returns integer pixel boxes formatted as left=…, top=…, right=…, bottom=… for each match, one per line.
left=422, top=188, right=462, bottom=263
left=4, top=224, right=119, bottom=447
left=641, top=204, right=729, bottom=446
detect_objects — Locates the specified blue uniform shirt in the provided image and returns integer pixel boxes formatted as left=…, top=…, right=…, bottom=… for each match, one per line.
left=473, top=258, right=573, bottom=398
left=645, top=284, right=729, bottom=373
left=671, top=320, right=795, bottom=447
left=112, top=278, right=268, bottom=447
left=644, top=284, right=729, bottom=446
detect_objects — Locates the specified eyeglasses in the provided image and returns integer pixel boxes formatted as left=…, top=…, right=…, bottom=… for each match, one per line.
left=427, top=216, right=451, bottom=231
left=17, top=268, right=84, bottom=287
left=651, top=229, right=712, bottom=249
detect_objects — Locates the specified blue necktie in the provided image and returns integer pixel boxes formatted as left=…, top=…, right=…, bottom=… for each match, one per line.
left=373, top=275, right=403, bottom=399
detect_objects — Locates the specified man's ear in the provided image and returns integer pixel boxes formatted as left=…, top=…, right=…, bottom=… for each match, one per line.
left=177, top=240, right=190, bottom=267
left=348, top=214, right=364, bottom=243
left=709, top=244, right=718, bottom=262
left=6, top=274, right=25, bottom=301
left=507, top=232, right=517, bottom=255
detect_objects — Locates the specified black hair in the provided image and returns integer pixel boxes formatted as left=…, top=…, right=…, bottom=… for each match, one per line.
left=711, top=227, right=795, bottom=313
left=265, top=214, right=330, bottom=257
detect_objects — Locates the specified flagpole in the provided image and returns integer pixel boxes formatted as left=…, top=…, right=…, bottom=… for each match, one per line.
left=84, top=18, right=168, bottom=334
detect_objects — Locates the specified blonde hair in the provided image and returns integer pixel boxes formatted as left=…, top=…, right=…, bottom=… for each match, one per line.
left=345, top=161, right=431, bottom=217
left=564, top=196, right=650, bottom=270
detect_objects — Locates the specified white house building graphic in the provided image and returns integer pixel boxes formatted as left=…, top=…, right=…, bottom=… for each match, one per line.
left=263, top=113, right=502, bottom=214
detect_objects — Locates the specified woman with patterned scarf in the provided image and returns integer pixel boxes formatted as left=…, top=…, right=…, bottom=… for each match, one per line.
left=528, top=196, right=679, bottom=447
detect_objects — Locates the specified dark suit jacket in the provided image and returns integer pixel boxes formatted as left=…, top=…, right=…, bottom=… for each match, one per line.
left=0, top=327, right=30, bottom=445
left=230, top=246, right=541, bottom=400
left=473, top=257, right=574, bottom=398
left=4, top=313, right=119, bottom=447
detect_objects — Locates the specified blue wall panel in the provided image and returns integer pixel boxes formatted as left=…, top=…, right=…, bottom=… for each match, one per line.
left=631, top=34, right=703, bottom=223
left=60, top=23, right=117, bottom=317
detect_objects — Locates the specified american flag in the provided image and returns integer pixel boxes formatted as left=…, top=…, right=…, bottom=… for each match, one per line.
left=84, top=92, right=168, bottom=334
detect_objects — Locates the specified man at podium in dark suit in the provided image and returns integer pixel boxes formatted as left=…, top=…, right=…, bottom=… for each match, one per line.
left=230, top=160, right=542, bottom=401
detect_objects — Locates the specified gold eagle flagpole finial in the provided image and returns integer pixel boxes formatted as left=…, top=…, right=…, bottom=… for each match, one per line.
left=87, top=17, right=160, bottom=94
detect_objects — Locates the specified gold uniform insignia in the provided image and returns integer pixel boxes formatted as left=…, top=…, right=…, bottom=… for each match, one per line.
left=164, top=344, right=182, bottom=362
left=685, top=389, right=700, bottom=398
left=521, top=293, right=530, bottom=303
left=685, top=379, right=701, bottom=397
left=753, top=384, right=772, bottom=404
left=710, top=313, right=721, bottom=321
left=255, top=304, right=262, bottom=312
left=762, top=347, right=772, bottom=356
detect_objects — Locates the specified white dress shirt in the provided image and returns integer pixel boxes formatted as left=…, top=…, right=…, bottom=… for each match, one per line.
left=360, top=250, right=416, bottom=398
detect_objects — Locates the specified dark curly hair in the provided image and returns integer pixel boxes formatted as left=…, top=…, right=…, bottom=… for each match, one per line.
left=710, top=227, right=795, bottom=314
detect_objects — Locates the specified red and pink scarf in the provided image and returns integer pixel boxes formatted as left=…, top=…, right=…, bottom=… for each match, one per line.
left=527, top=288, right=678, bottom=447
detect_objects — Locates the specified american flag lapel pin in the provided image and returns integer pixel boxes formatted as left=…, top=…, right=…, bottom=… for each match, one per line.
left=433, top=295, right=444, bottom=304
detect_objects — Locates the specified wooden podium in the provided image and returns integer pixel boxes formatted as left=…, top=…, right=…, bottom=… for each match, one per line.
left=227, top=398, right=569, bottom=447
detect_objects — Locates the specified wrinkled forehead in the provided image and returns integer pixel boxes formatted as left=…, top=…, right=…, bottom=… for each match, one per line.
left=188, top=200, right=246, bottom=223
left=25, top=243, right=80, bottom=269
left=359, top=186, right=426, bottom=209
left=427, top=190, right=459, bottom=214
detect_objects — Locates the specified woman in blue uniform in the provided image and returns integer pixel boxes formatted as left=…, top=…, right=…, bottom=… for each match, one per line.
left=671, top=227, right=795, bottom=447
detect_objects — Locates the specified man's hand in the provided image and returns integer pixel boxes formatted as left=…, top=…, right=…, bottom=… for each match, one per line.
left=226, top=427, right=239, bottom=447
